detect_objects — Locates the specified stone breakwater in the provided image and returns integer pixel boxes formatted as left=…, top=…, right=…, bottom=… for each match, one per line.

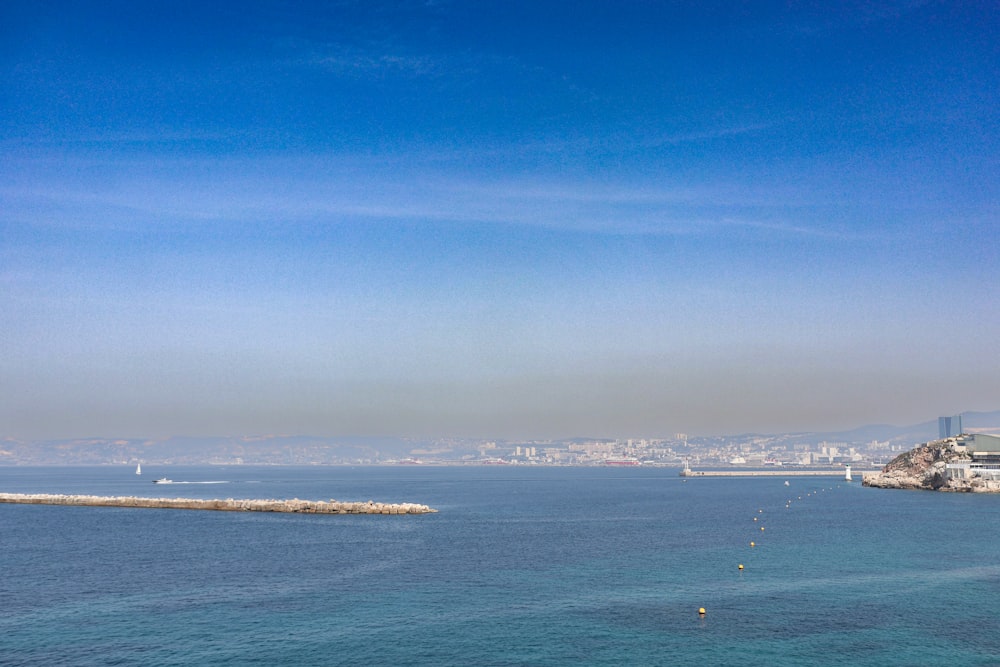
left=0, top=493, right=437, bottom=515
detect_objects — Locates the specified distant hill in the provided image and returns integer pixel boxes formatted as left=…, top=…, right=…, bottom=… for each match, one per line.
left=958, top=410, right=1000, bottom=431
left=0, top=434, right=428, bottom=465
left=788, top=410, right=1000, bottom=447
left=819, top=421, right=938, bottom=445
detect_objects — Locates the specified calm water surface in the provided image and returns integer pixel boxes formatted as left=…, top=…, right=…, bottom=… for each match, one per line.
left=2, top=466, right=999, bottom=666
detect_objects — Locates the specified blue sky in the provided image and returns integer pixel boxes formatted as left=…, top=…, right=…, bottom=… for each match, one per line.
left=2, top=1, right=997, bottom=440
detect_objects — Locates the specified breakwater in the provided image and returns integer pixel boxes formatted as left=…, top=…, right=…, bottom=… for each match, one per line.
left=0, top=493, right=437, bottom=515
left=679, top=470, right=877, bottom=477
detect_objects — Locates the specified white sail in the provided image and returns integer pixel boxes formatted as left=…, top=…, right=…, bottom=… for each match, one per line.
left=844, top=465, right=852, bottom=482
left=136, top=463, right=141, bottom=475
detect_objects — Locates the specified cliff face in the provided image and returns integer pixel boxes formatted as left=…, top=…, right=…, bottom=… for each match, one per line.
left=863, top=439, right=1000, bottom=492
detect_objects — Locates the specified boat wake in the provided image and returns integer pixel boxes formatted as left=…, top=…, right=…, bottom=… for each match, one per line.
left=170, top=481, right=230, bottom=485
left=151, top=480, right=229, bottom=485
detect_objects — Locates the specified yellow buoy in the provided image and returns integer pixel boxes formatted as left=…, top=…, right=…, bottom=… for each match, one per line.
left=738, top=564, right=744, bottom=570
left=698, top=607, right=706, bottom=616
left=750, top=541, right=755, bottom=547
left=760, top=526, right=765, bottom=531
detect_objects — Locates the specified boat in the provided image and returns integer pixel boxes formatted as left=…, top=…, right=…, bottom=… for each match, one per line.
left=136, top=463, right=141, bottom=475
left=153, top=478, right=172, bottom=484
left=784, top=480, right=790, bottom=486
left=844, top=465, right=853, bottom=482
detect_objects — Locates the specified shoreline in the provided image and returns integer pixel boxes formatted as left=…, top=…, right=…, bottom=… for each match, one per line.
left=0, top=493, right=437, bottom=515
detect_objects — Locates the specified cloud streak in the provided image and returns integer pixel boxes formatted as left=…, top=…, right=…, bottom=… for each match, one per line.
left=2, top=150, right=899, bottom=242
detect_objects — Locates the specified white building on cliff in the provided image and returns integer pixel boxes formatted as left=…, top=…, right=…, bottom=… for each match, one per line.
left=946, top=434, right=1000, bottom=481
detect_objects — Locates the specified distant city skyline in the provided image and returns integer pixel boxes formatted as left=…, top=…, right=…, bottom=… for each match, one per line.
left=2, top=2, right=998, bottom=440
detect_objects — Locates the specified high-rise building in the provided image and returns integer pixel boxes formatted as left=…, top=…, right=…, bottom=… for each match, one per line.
left=939, top=415, right=963, bottom=439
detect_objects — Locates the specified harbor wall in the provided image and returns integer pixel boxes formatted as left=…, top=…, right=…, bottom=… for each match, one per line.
left=0, top=493, right=436, bottom=515
left=679, top=470, right=877, bottom=477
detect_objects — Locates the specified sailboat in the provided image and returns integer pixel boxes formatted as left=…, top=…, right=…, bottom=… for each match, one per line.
left=844, top=465, right=853, bottom=482
left=136, top=463, right=141, bottom=476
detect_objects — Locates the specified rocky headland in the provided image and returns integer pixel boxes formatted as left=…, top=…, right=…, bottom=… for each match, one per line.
left=862, top=438, right=1000, bottom=492
left=0, top=493, right=437, bottom=514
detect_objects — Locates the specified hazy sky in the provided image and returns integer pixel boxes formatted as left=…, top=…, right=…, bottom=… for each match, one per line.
left=2, top=1, right=997, bottom=440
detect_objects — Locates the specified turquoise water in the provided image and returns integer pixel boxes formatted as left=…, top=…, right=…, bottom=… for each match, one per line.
left=2, top=466, right=999, bottom=666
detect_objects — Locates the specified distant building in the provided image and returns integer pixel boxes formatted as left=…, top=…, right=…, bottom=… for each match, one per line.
left=939, top=415, right=963, bottom=439
left=967, top=433, right=1000, bottom=458
left=947, top=433, right=1000, bottom=481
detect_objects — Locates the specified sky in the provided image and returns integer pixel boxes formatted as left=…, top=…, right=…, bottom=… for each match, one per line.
left=2, top=1, right=998, bottom=440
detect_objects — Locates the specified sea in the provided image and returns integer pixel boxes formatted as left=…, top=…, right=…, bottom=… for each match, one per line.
left=2, top=465, right=1000, bottom=667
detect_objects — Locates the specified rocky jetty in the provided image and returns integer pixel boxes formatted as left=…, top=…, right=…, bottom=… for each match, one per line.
left=0, top=493, right=437, bottom=514
left=862, top=438, right=1000, bottom=492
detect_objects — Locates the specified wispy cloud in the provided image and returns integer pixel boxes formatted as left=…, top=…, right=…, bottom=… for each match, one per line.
left=1, top=151, right=880, bottom=243
left=640, top=123, right=775, bottom=148
left=773, top=0, right=935, bottom=37
left=705, top=216, right=867, bottom=241
left=304, top=47, right=443, bottom=78
left=0, top=129, right=240, bottom=148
